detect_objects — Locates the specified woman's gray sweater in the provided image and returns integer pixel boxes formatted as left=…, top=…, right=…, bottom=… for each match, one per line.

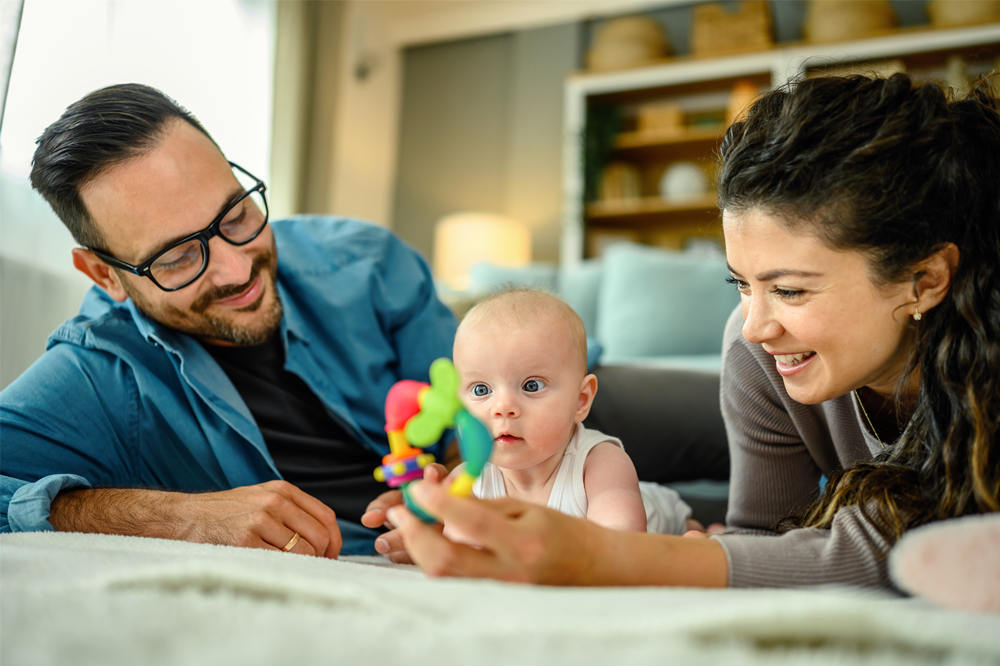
left=714, top=307, right=895, bottom=588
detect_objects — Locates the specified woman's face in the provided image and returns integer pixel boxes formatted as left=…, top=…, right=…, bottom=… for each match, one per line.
left=723, top=207, right=915, bottom=404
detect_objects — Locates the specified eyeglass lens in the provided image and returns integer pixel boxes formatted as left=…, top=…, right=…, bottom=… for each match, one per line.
left=148, top=188, right=266, bottom=289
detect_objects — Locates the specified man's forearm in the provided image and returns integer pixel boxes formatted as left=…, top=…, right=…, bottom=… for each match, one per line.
left=49, top=487, right=183, bottom=538
left=46, top=482, right=344, bottom=557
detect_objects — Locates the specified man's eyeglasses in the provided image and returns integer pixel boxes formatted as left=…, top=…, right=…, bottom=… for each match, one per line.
left=88, top=162, right=269, bottom=292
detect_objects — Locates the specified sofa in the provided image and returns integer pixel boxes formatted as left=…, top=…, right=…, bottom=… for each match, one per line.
left=440, top=241, right=738, bottom=525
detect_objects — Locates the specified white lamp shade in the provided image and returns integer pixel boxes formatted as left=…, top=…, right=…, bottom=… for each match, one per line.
left=433, top=212, right=531, bottom=291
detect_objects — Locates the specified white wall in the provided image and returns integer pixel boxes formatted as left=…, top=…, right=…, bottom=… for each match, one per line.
left=0, top=0, right=275, bottom=388
left=327, top=0, right=675, bottom=228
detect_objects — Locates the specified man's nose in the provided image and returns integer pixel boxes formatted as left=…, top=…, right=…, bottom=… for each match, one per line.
left=206, top=235, right=254, bottom=286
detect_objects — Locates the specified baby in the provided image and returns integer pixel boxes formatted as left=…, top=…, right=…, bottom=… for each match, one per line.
left=450, top=288, right=693, bottom=534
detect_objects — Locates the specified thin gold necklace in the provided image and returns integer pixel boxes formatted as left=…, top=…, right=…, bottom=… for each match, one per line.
left=854, top=389, right=886, bottom=450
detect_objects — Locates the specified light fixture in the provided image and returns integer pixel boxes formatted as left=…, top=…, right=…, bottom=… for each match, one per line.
left=433, top=212, right=530, bottom=292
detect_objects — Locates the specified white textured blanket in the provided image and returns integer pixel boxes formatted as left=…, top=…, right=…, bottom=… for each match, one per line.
left=2, top=531, right=998, bottom=665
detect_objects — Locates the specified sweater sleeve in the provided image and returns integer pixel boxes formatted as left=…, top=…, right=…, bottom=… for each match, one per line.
left=714, top=307, right=893, bottom=588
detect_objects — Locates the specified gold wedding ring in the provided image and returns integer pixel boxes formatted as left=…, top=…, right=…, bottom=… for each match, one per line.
left=281, top=532, right=301, bottom=552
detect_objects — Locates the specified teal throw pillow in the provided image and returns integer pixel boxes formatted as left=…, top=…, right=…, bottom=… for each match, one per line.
left=558, top=259, right=602, bottom=337
left=596, top=243, right=737, bottom=361
left=468, top=262, right=558, bottom=294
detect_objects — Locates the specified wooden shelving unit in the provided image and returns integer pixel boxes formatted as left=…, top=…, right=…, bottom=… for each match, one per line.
left=586, top=195, right=718, bottom=223
left=561, top=22, right=1000, bottom=264
left=613, top=127, right=724, bottom=151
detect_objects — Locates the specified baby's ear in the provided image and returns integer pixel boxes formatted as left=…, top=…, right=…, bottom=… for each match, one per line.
left=574, top=373, right=598, bottom=423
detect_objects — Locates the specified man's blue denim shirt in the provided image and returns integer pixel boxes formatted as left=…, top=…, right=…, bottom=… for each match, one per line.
left=0, top=217, right=457, bottom=554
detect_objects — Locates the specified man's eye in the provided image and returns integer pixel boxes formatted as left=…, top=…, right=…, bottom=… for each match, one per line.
left=522, top=379, right=546, bottom=393
left=154, top=243, right=201, bottom=272
left=219, top=205, right=248, bottom=236
left=471, top=384, right=491, bottom=397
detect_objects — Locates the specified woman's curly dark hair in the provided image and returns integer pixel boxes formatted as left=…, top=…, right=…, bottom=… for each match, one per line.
left=718, top=73, right=1000, bottom=539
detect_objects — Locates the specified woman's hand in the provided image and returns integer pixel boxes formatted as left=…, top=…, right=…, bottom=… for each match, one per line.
left=389, top=480, right=730, bottom=586
left=360, top=463, right=448, bottom=563
left=387, top=480, right=605, bottom=584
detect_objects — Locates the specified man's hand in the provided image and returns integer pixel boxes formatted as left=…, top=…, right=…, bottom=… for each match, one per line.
left=49, top=480, right=342, bottom=557
left=359, top=463, right=448, bottom=563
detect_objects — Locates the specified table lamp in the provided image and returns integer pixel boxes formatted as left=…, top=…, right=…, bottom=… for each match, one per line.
left=433, top=212, right=530, bottom=291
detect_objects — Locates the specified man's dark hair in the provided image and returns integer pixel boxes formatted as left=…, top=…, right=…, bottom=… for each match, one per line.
left=29, top=83, right=216, bottom=248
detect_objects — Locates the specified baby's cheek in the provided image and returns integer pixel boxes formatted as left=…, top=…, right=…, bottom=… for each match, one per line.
left=464, top=400, right=490, bottom=422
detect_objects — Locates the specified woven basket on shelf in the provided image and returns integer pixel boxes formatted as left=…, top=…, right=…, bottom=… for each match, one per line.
left=587, top=16, right=670, bottom=72
left=804, top=0, right=897, bottom=43
left=691, top=1, right=773, bottom=57
left=928, top=0, right=1000, bottom=28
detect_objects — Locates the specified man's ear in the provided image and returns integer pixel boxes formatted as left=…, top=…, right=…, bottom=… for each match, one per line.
left=574, top=373, right=598, bottom=423
left=72, top=248, right=128, bottom=302
left=913, top=242, right=960, bottom=316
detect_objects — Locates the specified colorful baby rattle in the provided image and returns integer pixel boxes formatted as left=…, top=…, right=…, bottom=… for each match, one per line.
left=374, top=357, right=492, bottom=523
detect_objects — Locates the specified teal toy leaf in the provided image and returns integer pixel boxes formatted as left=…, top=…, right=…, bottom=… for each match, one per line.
left=454, top=408, right=492, bottom=476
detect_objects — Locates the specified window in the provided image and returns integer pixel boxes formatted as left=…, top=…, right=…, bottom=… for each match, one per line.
left=0, top=0, right=275, bottom=274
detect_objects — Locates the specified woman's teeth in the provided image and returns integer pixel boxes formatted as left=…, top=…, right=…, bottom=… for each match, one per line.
left=775, top=352, right=814, bottom=365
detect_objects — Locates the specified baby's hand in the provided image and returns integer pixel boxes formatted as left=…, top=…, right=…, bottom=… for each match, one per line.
left=682, top=519, right=725, bottom=538
left=360, top=463, right=448, bottom=563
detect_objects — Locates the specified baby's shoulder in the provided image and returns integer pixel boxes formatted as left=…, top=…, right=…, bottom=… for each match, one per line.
left=582, top=439, right=633, bottom=472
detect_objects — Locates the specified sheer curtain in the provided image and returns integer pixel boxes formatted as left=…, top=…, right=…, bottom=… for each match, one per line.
left=0, top=0, right=276, bottom=388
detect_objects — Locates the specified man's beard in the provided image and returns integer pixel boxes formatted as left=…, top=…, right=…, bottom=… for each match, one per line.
left=121, top=250, right=283, bottom=346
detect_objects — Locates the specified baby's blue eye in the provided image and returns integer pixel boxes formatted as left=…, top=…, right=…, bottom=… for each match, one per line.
left=522, top=379, right=546, bottom=393
left=471, top=384, right=491, bottom=397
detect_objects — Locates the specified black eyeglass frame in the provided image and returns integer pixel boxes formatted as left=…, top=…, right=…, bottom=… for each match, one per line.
left=88, top=161, right=269, bottom=292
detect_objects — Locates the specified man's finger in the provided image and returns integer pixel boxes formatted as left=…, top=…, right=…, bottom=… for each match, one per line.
left=265, top=482, right=341, bottom=557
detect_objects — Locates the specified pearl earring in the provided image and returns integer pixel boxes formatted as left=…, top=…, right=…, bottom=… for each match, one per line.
left=912, top=309, right=922, bottom=321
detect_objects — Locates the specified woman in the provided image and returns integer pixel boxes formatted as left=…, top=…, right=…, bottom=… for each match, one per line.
left=364, top=73, right=1000, bottom=587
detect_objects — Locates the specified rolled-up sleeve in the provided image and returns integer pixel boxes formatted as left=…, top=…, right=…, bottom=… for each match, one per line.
left=3, top=473, right=91, bottom=532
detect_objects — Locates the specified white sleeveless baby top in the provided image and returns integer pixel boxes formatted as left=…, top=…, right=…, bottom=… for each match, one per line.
left=469, top=423, right=691, bottom=534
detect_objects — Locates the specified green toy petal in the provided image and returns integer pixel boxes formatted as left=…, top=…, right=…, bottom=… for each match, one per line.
left=405, top=358, right=462, bottom=445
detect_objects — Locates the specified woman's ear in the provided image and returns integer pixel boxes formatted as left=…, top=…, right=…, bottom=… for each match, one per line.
left=913, top=242, right=960, bottom=316
left=574, top=373, right=598, bottom=423
left=72, top=248, right=129, bottom=302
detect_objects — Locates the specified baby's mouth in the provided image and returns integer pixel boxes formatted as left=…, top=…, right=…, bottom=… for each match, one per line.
left=494, top=433, right=523, bottom=444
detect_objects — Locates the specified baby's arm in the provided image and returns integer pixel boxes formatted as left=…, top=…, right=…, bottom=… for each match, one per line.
left=582, top=442, right=647, bottom=532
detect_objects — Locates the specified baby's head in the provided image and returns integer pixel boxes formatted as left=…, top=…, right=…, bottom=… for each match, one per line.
left=453, top=288, right=597, bottom=471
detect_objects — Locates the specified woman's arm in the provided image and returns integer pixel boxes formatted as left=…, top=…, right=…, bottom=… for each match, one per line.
left=582, top=442, right=646, bottom=532
left=388, top=480, right=728, bottom=586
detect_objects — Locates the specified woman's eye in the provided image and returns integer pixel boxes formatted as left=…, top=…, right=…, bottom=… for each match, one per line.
left=522, top=379, right=546, bottom=393
left=772, top=287, right=805, bottom=299
left=725, top=276, right=750, bottom=294
left=471, top=384, right=491, bottom=397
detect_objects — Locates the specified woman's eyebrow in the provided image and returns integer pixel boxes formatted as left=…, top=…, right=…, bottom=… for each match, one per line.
left=727, top=264, right=822, bottom=281
left=756, top=269, right=823, bottom=281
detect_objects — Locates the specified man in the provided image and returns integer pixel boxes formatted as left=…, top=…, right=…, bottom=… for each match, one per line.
left=0, top=84, right=456, bottom=556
